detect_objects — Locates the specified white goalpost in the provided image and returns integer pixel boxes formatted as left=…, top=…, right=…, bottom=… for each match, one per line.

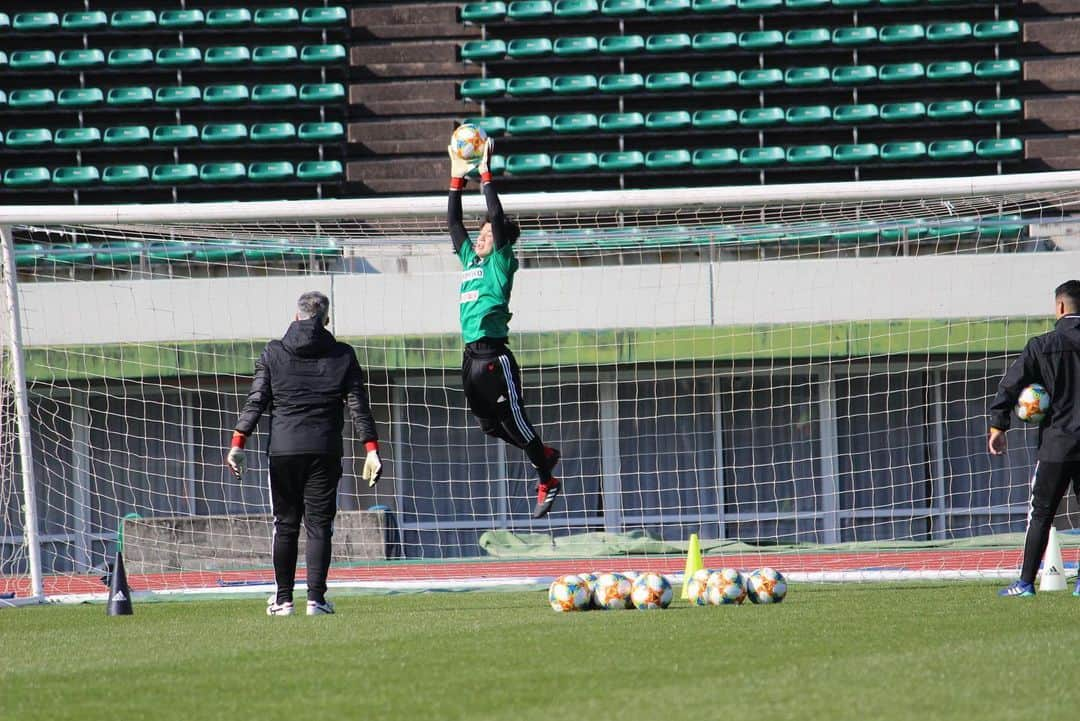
left=3, top=170, right=1080, bottom=605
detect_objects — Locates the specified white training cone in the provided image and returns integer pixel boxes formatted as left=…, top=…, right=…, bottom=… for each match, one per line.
left=1039, top=527, right=1067, bottom=592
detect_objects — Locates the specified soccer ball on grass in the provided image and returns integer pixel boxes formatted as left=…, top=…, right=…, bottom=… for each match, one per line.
left=549, top=574, right=591, bottom=612
left=706, top=568, right=747, bottom=606
left=685, top=568, right=713, bottom=606
left=591, top=572, right=633, bottom=610
left=630, top=572, right=673, bottom=610
left=745, top=568, right=787, bottom=604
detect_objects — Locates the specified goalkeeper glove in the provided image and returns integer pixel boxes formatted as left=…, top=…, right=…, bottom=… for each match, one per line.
left=362, top=442, right=383, bottom=487
left=448, top=145, right=475, bottom=182
left=478, top=138, right=495, bottom=183
left=227, top=432, right=246, bottom=479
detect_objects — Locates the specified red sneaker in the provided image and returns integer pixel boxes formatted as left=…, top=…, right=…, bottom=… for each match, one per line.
left=533, top=477, right=561, bottom=519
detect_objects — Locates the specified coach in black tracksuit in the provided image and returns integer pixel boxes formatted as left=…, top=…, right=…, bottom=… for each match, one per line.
left=989, top=280, right=1080, bottom=593
left=228, top=291, right=382, bottom=615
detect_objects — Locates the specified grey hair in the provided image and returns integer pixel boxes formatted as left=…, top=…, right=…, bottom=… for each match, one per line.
left=297, top=291, right=330, bottom=323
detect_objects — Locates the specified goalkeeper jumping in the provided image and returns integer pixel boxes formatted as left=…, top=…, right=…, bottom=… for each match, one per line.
left=448, top=138, right=561, bottom=519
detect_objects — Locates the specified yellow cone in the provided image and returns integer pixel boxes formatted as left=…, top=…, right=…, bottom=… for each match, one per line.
left=1040, top=527, right=1067, bottom=592
left=680, top=533, right=704, bottom=600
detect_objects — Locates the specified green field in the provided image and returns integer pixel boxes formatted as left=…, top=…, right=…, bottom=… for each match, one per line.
left=1, top=583, right=1075, bottom=721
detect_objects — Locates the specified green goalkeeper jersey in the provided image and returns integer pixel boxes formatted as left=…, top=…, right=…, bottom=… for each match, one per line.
left=457, top=240, right=517, bottom=343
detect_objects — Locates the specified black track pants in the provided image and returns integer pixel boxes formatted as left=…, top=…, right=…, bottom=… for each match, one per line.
left=1020, top=461, right=1080, bottom=584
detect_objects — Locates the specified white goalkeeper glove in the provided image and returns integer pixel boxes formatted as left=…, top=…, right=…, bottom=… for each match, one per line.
left=477, top=138, right=495, bottom=180
left=362, top=448, right=383, bottom=487
left=448, top=144, right=475, bottom=180
left=227, top=433, right=247, bottom=479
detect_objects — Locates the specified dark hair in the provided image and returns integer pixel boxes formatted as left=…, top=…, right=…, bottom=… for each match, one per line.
left=297, top=290, right=330, bottom=324
left=481, top=214, right=521, bottom=245
left=1055, top=280, right=1080, bottom=311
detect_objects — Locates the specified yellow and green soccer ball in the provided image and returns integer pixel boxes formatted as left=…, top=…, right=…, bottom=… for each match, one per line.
left=548, top=574, right=591, bottom=612
left=630, top=572, right=673, bottom=610
left=706, top=568, right=747, bottom=605
left=746, top=567, right=788, bottom=604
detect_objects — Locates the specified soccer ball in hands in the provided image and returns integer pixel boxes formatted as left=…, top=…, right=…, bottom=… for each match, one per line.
left=706, top=568, right=747, bottom=605
left=686, top=568, right=713, bottom=606
left=630, top=572, right=673, bottom=610
left=450, top=124, right=488, bottom=163
left=592, top=572, right=633, bottom=610
left=549, top=574, right=591, bottom=612
left=1016, top=384, right=1050, bottom=424
left=745, top=568, right=788, bottom=604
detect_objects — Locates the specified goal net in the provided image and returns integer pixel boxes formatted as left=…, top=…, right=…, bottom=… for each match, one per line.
left=3, top=171, right=1080, bottom=603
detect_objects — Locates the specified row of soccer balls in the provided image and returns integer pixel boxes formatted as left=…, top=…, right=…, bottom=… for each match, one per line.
left=548, top=567, right=788, bottom=612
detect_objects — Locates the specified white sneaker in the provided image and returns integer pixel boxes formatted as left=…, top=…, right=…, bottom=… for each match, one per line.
left=266, top=600, right=295, bottom=616
left=307, top=599, right=335, bottom=616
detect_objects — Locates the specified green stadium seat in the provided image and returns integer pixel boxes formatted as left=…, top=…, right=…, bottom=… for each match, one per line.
left=974, top=59, right=1020, bottom=79
left=11, top=50, right=56, bottom=70
left=53, top=166, right=100, bottom=186
left=554, top=36, right=598, bottom=56
left=974, top=20, right=1020, bottom=40
left=62, top=11, right=108, bottom=30
left=647, top=0, right=691, bottom=13
left=0, top=13, right=7, bottom=30
left=785, top=28, right=830, bottom=48
left=647, top=72, right=691, bottom=91
left=553, top=113, right=598, bottom=133
left=692, top=109, right=738, bottom=128
left=738, top=0, right=782, bottom=9
left=926, top=61, right=973, bottom=80
left=206, top=9, right=252, bottom=27
left=55, top=127, right=102, bottom=147
left=880, top=141, right=927, bottom=162
left=787, top=145, right=832, bottom=164
left=880, top=102, right=926, bottom=121
left=4, top=168, right=51, bottom=187
left=254, top=8, right=300, bottom=26
left=159, top=10, right=205, bottom=28
left=103, top=126, right=151, bottom=145
left=94, top=242, right=144, bottom=265
left=13, top=12, right=59, bottom=31
left=253, top=84, right=298, bottom=103
left=505, top=38, right=550, bottom=58
left=831, top=0, right=872, bottom=7
left=110, top=10, right=156, bottom=29
left=506, top=153, right=552, bottom=174
left=552, top=152, right=599, bottom=172
left=975, top=98, right=1021, bottom=119
left=785, top=0, right=828, bottom=7
left=145, top=241, right=195, bottom=263
left=598, top=150, right=645, bottom=171
left=787, top=105, right=831, bottom=125
left=57, top=88, right=102, bottom=107
left=200, top=163, right=247, bottom=183
left=692, top=148, right=738, bottom=167
left=646, top=110, right=692, bottom=130
left=156, top=47, right=203, bottom=66
left=108, top=48, right=154, bottom=68
left=880, top=24, right=925, bottom=44
left=880, top=0, right=918, bottom=4
left=204, top=85, right=250, bottom=104
left=6, top=129, right=53, bottom=148
left=927, top=100, right=974, bottom=120
left=833, top=103, right=878, bottom=123
left=107, top=87, right=154, bottom=106
left=205, top=46, right=251, bottom=65
left=155, top=86, right=202, bottom=105
left=508, top=115, right=553, bottom=135
left=301, top=83, right=346, bottom=103
left=152, top=164, right=199, bottom=184
left=302, top=45, right=347, bottom=64
left=301, top=7, right=348, bottom=25
left=927, top=22, right=972, bottom=43
left=462, top=2, right=508, bottom=21
left=296, top=160, right=344, bottom=180
left=42, top=243, right=96, bottom=265
left=202, top=124, right=248, bottom=143
left=647, top=33, right=692, bottom=53
left=739, top=30, right=783, bottom=49
left=508, top=76, right=553, bottom=96
left=252, top=123, right=298, bottom=142
left=833, top=143, right=879, bottom=163
left=834, top=27, right=878, bottom=47
left=599, top=112, right=645, bottom=131
left=738, top=69, right=783, bottom=88
left=0, top=51, right=6, bottom=68
left=601, top=35, right=645, bottom=54
left=461, top=78, right=507, bottom=98
left=152, top=125, right=199, bottom=144
left=693, top=32, right=737, bottom=50
left=58, top=49, right=106, bottom=69
left=739, top=107, right=785, bottom=126
left=10, top=89, right=56, bottom=108
left=13, top=244, right=47, bottom=267
left=739, top=147, right=785, bottom=166
left=248, top=162, right=295, bottom=182
left=463, top=116, right=507, bottom=136
left=785, top=66, right=831, bottom=86
left=693, top=70, right=737, bottom=89
left=602, top=0, right=647, bottom=14
left=553, top=75, right=598, bottom=94
left=693, top=0, right=735, bottom=9
left=927, top=139, right=975, bottom=160
left=600, top=73, right=644, bottom=93
left=555, top=0, right=600, bottom=16
left=645, top=149, right=691, bottom=169
left=879, top=62, right=924, bottom=83
left=103, top=165, right=150, bottom=186
left=245, top=46, right=295, bottom=64
left=976, top=138, right=1022, bottom=158
left=507, top=1, right=554, bottom=19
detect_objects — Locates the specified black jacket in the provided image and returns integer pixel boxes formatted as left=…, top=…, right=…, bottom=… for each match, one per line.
left=989, top=314, right=1080, bottom=461
left=234, top=318, right=378, bottom=456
